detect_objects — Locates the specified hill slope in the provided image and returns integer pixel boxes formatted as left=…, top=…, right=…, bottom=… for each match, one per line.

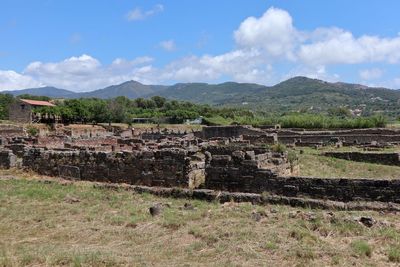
left=150, top=77, right=400, bottom=116
left=80, top=80, right=167, bottom=99
left=2, top=77, right=400, bottom=116
left=3, top=86, right=79, bottom=98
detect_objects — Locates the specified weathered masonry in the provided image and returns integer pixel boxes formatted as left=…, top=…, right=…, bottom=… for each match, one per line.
left=1, top=145, right=397, bottom=204
left=0, top=150, right=16, bottom=169
left=267, top=128, right=400, bottom=146
left=199, top=126, right=400, bottom=146
left=2, top=124, right=400, bottom=205
left=22, top=148, right=205, bottom=189
left=324, top=151, right=400, bottom=166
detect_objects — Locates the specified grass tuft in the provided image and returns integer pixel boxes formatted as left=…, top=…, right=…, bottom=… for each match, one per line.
left=351, top=240, right=372, bottom=257
left=388, top=246, right=400, bottom=262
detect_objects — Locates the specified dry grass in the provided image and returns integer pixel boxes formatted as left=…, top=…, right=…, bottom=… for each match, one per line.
left=1, top=175, right=400, bottom=266
left=296, top=146, right=400, bottom=179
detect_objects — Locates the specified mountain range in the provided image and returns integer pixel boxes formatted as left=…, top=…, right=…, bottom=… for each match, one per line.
left=3, top=77, right=400, bottom=116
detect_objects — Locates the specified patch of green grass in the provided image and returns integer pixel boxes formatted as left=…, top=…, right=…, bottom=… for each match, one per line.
left=296, top=146, right=400, bottom=179
left=378, top=227, right=400, bottom=241
left=351, top=240, right=372, bottom=257
left=289, top=221, right=319, bottom=245
left=264, top=241, right=278, bottom=250
left=161, top=209, right=186, bottom=229
left=331, top=220, right=366, bottom=236
left=388, top=246, right=400, bottom=263
left=295, top=246, right=315, bottom=260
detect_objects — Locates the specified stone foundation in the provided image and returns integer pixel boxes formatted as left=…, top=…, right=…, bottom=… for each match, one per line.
left=324, top=151, right=400, bottom=166
left=2, top=123, right=400, bottom=206
left=200, top=125, right=267, bottom=139
left=269, top=128, right=400, bottom=146
left=22, top=147, right=205, bottom=188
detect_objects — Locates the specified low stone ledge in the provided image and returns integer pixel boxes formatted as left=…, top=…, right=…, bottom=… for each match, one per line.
left=323, top=151, right=400, bottom=166
left=90, top=181, right=400, bottom=212
left=2, top=175, right=399, bottom=211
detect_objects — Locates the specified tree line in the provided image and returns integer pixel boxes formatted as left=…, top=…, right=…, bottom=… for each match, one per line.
left=0, top=93, right=388, bottom=129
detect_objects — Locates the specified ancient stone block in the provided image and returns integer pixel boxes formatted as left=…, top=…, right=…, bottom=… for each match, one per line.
left=58, top=165, right=81, bottom=180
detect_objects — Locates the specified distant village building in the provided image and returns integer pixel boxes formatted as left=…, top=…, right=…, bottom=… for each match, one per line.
left=8, top=99, right=55, bottom=123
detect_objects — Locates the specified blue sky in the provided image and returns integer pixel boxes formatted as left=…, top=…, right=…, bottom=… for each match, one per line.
left=1, top=0, right=400, bottom=91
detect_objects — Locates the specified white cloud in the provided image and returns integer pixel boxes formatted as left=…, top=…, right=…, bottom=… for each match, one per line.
left=159, top=40, right=176, bottom=51
left=234, top=7, right=297, bottom=59
left=4, top=54, right=156, bottom=91
left=298, top=28, right=400, bottom=65
left=126, top=4, right=164, bottom=21
left=160, top=49, right=274, bottom=84
left=111, top=56, right=154, bottom=70
left=0, top=70, right=43, bottom=90
left=234, top=7, right=400, bottom=67
left=0, top=49, right=276, bottom=91
left=3, top=7, right=400, bottom=91
left=359, top=68, right=384, bottom=80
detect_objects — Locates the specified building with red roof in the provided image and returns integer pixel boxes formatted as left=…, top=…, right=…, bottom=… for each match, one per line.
left=9, top=98, right=56, bottom=123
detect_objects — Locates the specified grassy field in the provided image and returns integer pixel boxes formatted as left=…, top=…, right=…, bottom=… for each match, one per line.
left=295, top=146, right=400, bottom=179
left=1, top=173, right=400, bottom=266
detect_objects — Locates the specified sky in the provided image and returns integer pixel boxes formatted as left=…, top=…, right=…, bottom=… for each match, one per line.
left=1, top=0, right=400, bottom=92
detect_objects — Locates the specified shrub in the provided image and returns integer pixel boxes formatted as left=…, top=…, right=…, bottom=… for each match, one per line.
left=26, top=126, right=39, bottom=137
left=287, top=150, right=298, bottom=164
left=271, top=143, right=287, bottom=153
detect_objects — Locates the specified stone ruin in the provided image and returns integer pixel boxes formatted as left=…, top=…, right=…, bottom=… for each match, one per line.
left=2, top=124, right=400, bottom=205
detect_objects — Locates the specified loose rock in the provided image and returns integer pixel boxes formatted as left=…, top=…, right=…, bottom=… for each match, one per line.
left=64, top=195, right=80, bottom=204
left=149, top=203, right=164, bottom=216
left=359, top=216, right=376, bottom=227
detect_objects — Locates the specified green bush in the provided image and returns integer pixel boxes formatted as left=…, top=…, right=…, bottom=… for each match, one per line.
left=271, top=143, right=287, bottom=153
left=26, top=126, right=39, bottom=137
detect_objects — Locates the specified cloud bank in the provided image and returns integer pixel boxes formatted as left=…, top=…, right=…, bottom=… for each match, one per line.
left=2, top=7, right=400, bottom=91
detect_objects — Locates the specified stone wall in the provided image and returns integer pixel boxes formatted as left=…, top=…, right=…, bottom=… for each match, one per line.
left=0, top=150, right=17, bottom=169
left=8, top=101, right=32, bottom=123
left=3, top=143, right=400, bottom=203
left=324, top=151, right=400, bottom=166
left=205, top=166, right=400, bottom=203
left=200, top=125, right=266, bottom=139
left=242, top=134, right=277, bottom=145
left=200, top=126, right=400, bottom=146
left=61, top=125, right=109, bottom=139
left=22, top=147, right=205, bottom=188
left=203, top=144, right=400, bottom=203
left=269, top=128, right=400, bottom=146
left=204, top=145, right=295, bottom=193
left=0, top=125, right=25, bottom=137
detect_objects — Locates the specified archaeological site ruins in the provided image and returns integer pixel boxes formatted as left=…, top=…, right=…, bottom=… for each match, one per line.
left=2, top=123, right=400, bottom=207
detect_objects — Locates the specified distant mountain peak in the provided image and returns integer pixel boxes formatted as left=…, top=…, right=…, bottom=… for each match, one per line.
left=119, top=80, right=144, bottom=86
left=2, top=77, right=400, bottom=118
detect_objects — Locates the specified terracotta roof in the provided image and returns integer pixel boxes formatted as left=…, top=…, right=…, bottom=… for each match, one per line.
left=20, top=99, right=55, bottom=107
